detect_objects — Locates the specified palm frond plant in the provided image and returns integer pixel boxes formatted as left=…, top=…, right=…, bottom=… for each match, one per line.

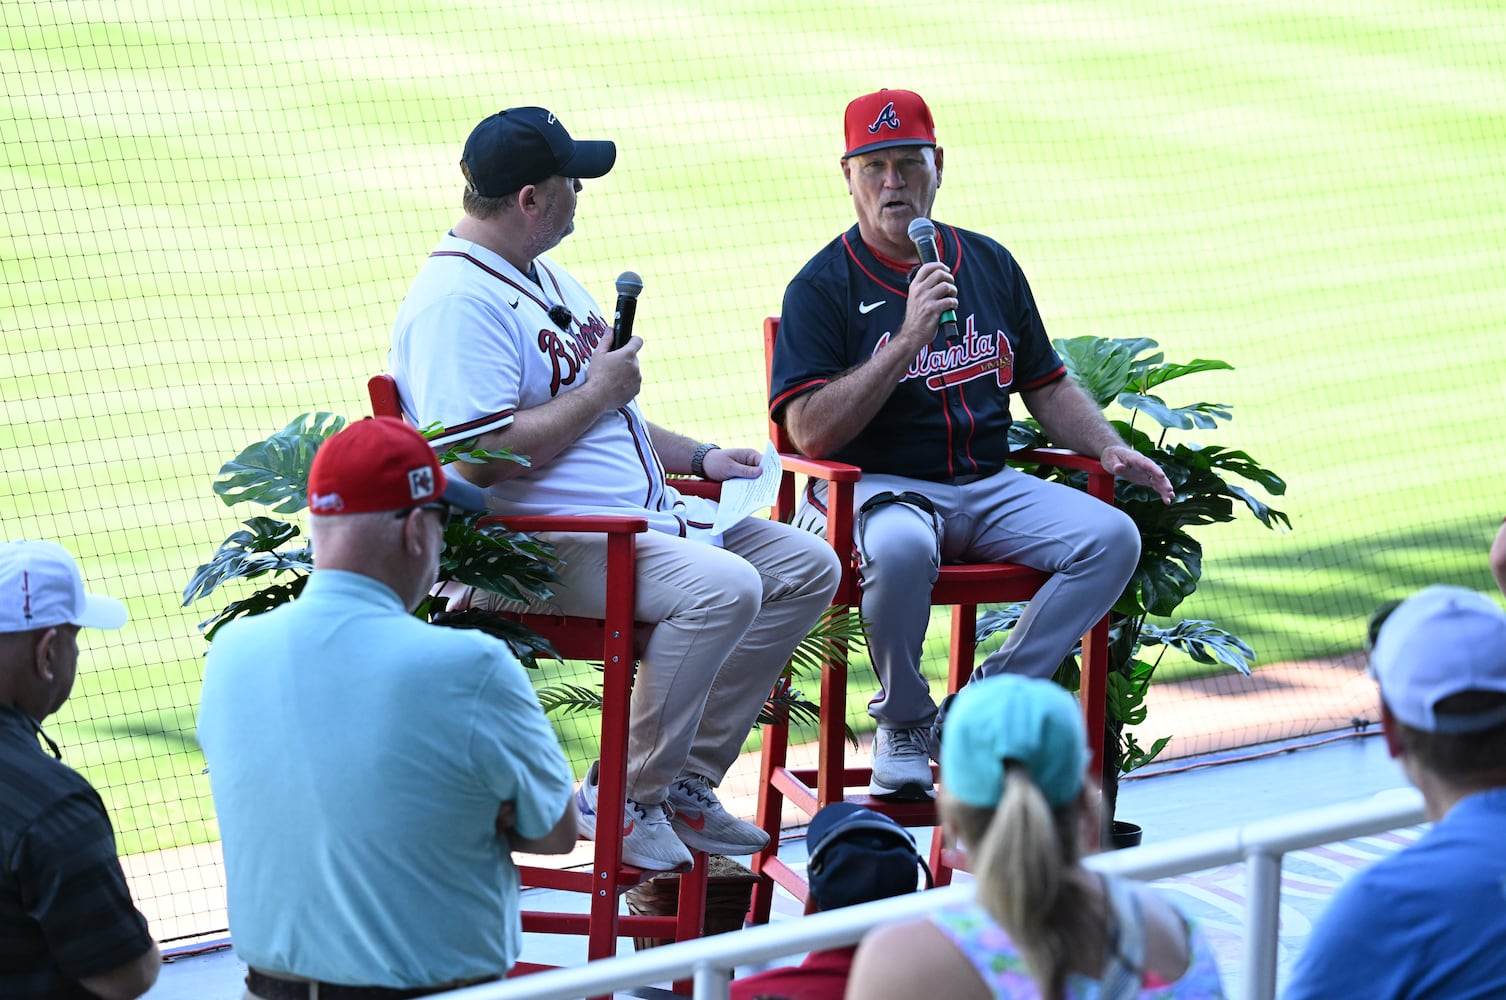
left=978, top=336, right=1290, bottom=826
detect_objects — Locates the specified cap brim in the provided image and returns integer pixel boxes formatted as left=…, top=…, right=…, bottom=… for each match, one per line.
left=561, top=139, right=616, bottom=179
left=441, top=473, right=491, bottom=514
left=843, top=137, right=935, bottom=160
left=76, top=593, right=128, bottom=630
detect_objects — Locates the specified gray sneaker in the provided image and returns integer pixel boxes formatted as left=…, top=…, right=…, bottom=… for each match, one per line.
left=667, top=773, right=770, bottom=855
left=869, top=726, right=936, bottom=800
left=575, top=761, right=694, bottom=872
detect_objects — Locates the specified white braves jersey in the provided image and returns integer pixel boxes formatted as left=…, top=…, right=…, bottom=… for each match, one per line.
left=390, top=234, right=718, bottom=538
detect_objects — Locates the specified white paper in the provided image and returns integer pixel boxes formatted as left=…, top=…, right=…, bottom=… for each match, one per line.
left=709, top=441, right=783, bottom=535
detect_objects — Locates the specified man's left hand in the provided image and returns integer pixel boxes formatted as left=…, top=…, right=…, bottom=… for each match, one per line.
left=702, top=447, right=763, bottom=481
left=1102, top=445, right=1174, bottom=504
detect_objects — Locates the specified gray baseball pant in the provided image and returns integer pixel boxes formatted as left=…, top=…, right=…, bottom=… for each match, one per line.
left=799, top=466, right=1139, bottom=731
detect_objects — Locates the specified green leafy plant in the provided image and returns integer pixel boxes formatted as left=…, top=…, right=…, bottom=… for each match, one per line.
left=184, top=412, right=862, bottom=734
left=978, top=336, right=1289, bottom=823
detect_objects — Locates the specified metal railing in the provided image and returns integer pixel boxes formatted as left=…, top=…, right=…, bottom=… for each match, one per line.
left=436, top=789, right=1425, bottom=1000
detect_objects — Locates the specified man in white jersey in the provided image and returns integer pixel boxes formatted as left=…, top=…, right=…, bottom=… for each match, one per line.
left=390, top=106, right=842, bottom=872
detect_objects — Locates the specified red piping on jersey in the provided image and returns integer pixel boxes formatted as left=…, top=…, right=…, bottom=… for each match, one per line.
left=770, top=378, right=829, bottom=418
left=954, top=384, right=981, bottom=476
left=1022, top=366, right=1068, bottom=390
left=428, top=251, right=553, bottom=312
left=841, top=233, right=909, bottom=297
left=439, top=409, right=515, bottom=438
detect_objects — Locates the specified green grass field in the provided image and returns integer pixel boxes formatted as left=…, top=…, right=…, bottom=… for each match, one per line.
left=3, top=1, right=1504, bottom=859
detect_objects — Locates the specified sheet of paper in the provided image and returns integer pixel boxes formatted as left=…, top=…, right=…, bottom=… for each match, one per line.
left=709, top=441, right=782, bottom=535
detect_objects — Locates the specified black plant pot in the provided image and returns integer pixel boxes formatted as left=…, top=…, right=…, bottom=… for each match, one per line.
left=1110, top=820, right=1143, bottom=850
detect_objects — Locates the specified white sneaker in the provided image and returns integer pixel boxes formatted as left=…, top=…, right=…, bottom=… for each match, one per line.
left=667, top=773, right=770, bottom=856
left=575, top=761, right=694, bottom=872
left=869, top=727, right=936, bottom=800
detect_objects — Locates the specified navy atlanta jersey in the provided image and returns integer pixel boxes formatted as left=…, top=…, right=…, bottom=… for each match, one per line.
left=769, top=222, right=1066, bottom=482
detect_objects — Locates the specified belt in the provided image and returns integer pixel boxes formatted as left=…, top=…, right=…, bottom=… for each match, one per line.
left=246, top=969, right=501, bottom=1000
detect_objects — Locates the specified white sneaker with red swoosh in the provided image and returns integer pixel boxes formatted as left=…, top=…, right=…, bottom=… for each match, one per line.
left=667, top=773, right=770, bottom=855
left=575, top=760, right=693, bottom=872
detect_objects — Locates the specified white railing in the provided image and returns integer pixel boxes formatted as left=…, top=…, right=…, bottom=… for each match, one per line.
left=436, top=789, right=1426, bottom=1000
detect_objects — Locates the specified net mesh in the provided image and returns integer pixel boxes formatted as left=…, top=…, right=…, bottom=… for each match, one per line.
left=4, top=0, right=1503, bottom=943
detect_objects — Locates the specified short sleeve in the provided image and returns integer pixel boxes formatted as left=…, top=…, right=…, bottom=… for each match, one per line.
left=466, top=646, right=576, bottom=840
left=769, top=277, right=848, bottom=422
left=396, top=293, right=522, bottom=448
left=16, top=790, right=154, bottom=980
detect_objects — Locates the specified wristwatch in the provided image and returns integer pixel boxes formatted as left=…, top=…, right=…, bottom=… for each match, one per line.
left=690, top=442, right=721, bottom=479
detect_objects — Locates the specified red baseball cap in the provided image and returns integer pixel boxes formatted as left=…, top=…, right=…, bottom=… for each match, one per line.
left=307, top=417, right=489, bottom=516
left=843, top=88, right=937, bottom=160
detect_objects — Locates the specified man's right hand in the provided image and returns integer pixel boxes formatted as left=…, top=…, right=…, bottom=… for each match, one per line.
left=585, top=333, right=643, bottom=411
left=896, top=260, right=958, bottom=349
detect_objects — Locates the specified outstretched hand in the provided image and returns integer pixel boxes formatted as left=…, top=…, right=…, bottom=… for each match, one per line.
left=702, top=446, right=764, bottom=481
left=1102, top=445, right=1174, bottom=504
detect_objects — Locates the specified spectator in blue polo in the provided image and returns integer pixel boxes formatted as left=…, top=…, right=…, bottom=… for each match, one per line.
left=1285, top=585, right=1506, bottom=999
left=198, top=417, right=578, bottom=999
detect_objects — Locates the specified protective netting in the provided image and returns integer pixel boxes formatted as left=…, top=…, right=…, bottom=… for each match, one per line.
left=4, top=0, right=1502, bottom=944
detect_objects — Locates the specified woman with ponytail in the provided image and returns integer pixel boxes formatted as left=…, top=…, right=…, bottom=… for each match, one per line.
left=845, top=675, right=1225, bottom=999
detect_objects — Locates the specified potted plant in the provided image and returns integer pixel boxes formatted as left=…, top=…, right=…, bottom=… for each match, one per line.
left=978, top=336, right=1290, bottom=838
left=184, top=411, right=862, bottom=733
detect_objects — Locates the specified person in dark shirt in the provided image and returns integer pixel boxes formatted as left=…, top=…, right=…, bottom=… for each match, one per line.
left=770, top=88, right=1172, bottom=800
left=730, top=802, right=925, bottom=1000
left=0, top=539, right=161, bottom=1000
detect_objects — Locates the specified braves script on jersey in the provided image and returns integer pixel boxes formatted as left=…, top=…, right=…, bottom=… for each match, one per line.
left=770, top=222, right=1066, bottom=482
left=390, top=235, right=717, bottom=537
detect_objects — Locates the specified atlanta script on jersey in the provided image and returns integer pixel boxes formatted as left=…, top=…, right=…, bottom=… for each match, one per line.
left=770, top=222, right=1066, bottom=482
left=390, top=234, right=717, bottom=538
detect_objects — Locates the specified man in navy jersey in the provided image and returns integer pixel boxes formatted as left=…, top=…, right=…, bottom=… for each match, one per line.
left=770, top=89, right=1172, bottom=799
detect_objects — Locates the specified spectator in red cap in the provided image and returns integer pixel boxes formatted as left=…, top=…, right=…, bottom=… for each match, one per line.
left=0, top=539, right=161, bottom=1000
left=390, top=106, right=842, bottom=872
left=769, top=89, right=1172, bottom=800
left=197, top=417, right=579, bottom=998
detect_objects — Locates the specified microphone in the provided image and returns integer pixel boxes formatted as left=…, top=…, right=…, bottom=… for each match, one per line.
left=611, top=271, right=643, bottom=350
left=906, top=217, right=958, bottom=340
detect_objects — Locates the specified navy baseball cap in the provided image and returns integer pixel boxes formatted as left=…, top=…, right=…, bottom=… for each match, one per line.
left=805, top=802, right=921, bottom=911
left=460, top=107, right=616, bottom=198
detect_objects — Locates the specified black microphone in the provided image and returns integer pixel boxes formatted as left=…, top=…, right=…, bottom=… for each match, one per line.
left=611, top=271, right=643, bottom=350
left=907, top=217, right=958, bottom=340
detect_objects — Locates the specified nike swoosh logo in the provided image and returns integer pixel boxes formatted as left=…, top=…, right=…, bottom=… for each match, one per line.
left=680, top=811, right=707, bottom=832
left=858, top=300, right=885, bottom=314
left=507, top=295, right=520, bottom=308
left=622, top=818, right=635, bottom=837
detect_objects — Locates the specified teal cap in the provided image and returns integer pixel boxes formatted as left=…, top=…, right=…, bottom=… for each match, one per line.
left=940, top=675, right=1088, bottom=810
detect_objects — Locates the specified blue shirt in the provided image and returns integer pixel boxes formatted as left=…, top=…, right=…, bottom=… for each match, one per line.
left=197, top=570, right=574, bottom=987
left=1283, top=788, right=1506, bottom=1000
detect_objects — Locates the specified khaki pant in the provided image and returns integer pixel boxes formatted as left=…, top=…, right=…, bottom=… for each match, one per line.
left=478, top=515, right=841, bottom=802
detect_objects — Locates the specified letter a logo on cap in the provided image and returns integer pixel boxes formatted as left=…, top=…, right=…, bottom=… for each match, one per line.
left=407, top=466, right=435, bottom=501
left=868, top=101, right=901, bottom=135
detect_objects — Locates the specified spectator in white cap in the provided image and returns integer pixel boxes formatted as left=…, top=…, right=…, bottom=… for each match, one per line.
left=846, top=673, right=1225, bottom=1000
left=0, top=539, right=161, bottom=999
left=198, top=417, right=579, bottom=998
left=1285, top=585, right=1506, bottom=999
